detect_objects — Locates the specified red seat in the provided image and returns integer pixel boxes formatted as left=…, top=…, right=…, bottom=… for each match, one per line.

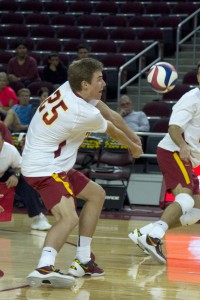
left=94, top=2, right=118, bottom=14
left=51, top=15, right=76, bottom=26
left=182, top=71, right=198, bottom=86
left=110, top=28, right=136, bottom=41
left=18, top=1, right=43, bottom=12
left=120, top=3, right=144, bottom=15
left=1, top=13, right=24, bottom=24
left=45, top=2, right=69, bottom=13
left=25, top=14, right=50, bottom=25
left=63, top=39, right=84, bottom=52
left=27, top=81, right=55, bottom=97
left=137, top=28, right=163, bottom=41
left=0, top=37, right=8, bottom=50
left=162, top=84, right=192, bottom=101
left=77, top=15, right=102, bottom=27
left=57, top=26, right=82, bottom=40
left=3, top=25, right=29, bottom=37
left=129, top=16, right=155, bottom=28
left=151, top=118, right=169, bottom=133
left=119, top=40, right=145, bottom=54
left=142, top=101, right=171, bottom=117
left=145, top=3, right=170, bottom=15
left=91, top=40, right=117, bottom=54
left=0, top=0, right=18, bottom=12
left=102, top=15, right=127, bottom=28
left=69, top=1, right=93, bottom=13
left=156, top=16, right=181, bottom=28
left=83, top=27, right=108, bottom=40
left=101, top=54, right=126, bottom=68
left=35, top=39, right=61, bottom=52
left=30, top=26, right=55, bottom=38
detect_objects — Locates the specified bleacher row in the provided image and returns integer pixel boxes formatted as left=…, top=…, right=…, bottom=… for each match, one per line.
left=0, top=1, right=199, bottom=63
left=0, top=1, right=198, bottom=15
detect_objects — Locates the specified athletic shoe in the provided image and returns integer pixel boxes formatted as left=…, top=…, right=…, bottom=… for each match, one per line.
left=137, top=234, right=166, bottom=264
left=128, top=229, right=149, bottom=255
left=68, top=259, right=105, bottom=277
left=27, top=265, right=75, bottom=288
left=31, top=213, right=52, bottom=231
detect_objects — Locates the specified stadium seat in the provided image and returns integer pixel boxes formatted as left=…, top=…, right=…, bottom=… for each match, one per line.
left=91, top=40, right=117, bottom=54
left=0, top=37, right=8, bottom=50
left=128, top=16, right=155, bottom=28
left=137, top=28, right=163, bottom=41
left=145, top=3, right=170, bottom=15
left=27, top=81, right=55, bottom=97
left=25, top=14, right=50, bottom=25
left=57, top=26, right=82, bottom=40
left=119, top=2, right=144, bottom=15
left=119, top=40, right=145, bottom=54
left=142, top=101, right=171, bottom=117
left=30, top=26, right=55, bottom=38
left=102, top=15, right=127, bottom=28
left=51, top=15, right=76, bottom=26
left=3, top=25, right=29, bottom=37
left=182, top=71, right=198, bottom=86
left=0, top=51, right=13, bottom=65
left=45, top=2, right=69, bottom=13
left=94, top=2, right=118, bottom=15
left=1, top=13, right=24, bottom=24
left=171, top=3, right=198, bottom=16
left=83, top=27, right=108, bottom=40
left=110, top=28, right=136, bottom=41
left=18, top=1, right=43, bottom=12
left=35, top=38, right=61, bottom=52
left=162, top=84, right=192, bottom=101
left=77, top=15, right=102, bottom=27
left=0, top=0, right=18, bottom=12
left=62, top=39, right=84, bottom=52
left=151, top=117, right=170, bottom=133
left=69, top=1, right=93, bottom=14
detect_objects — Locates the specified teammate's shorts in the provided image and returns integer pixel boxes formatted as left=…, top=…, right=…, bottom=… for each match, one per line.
left=157, top=147, right=200, bottom=195
left=23, top=169, right=90, bottom=210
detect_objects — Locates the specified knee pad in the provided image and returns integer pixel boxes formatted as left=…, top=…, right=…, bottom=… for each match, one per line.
left=175, top=193, right=194, bottom=214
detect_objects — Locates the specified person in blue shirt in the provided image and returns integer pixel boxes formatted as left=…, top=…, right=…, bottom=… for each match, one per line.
left=119, top=95, right=150, bottom=132
left=12, top=88, right=34, bottom=130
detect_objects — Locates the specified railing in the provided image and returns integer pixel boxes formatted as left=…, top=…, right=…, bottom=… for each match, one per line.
left=175, top=8, right=200, bottom=71
left=117, top=41, right=163, bottom=110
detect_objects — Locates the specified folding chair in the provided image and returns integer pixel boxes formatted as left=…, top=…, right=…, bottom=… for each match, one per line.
left=89, top=138, right=134, bottom=210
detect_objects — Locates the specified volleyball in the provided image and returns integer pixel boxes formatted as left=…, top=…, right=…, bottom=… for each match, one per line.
left=147, top=62, right=178, bottom=93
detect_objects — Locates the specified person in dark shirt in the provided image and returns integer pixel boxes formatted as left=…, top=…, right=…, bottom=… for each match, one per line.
left=42, top=53, right=68, bottom=89
left=7, top=38, right=41, bottom=87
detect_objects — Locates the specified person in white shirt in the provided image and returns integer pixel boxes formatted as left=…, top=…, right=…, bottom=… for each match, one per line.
left=22, top=57, right=143, bottom=288
left=0, top=132, right=51, bottom=230
left=129, top=65, right=200, bottom=265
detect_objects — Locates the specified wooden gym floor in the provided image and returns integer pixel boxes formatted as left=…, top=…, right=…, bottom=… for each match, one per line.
left=0, top=211, right=200, bottom=299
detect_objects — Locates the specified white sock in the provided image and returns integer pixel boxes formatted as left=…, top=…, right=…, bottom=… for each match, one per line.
left=76, top=236, right=92, bottom=264
left=140, top=223, right=154, bottom=235
left=37, top=247, right=57, bottom=268
left=148, top=221, right=168, bottom=239
left=180, top=208, right=200, bottom=226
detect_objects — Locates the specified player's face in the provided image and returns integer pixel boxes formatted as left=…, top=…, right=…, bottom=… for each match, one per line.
left=88, top=71, right=106, bottom=100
